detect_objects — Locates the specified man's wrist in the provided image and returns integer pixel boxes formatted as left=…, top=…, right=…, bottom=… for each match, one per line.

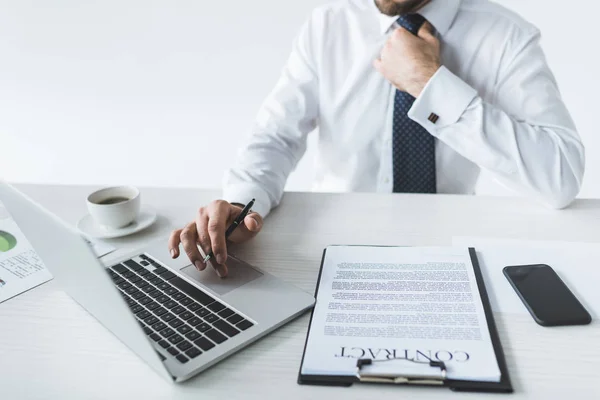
left=408, top=64, right=442, bottom=98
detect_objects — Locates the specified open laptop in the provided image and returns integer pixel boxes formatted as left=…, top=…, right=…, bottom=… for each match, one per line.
left=0, top=182, right=315, bottom=382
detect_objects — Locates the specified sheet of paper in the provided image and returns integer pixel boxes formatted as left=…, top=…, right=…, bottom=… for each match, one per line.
left=301, top=246, right=501, bottom=382
left=0, top=202, right=53, bottom=303
left=452, top=237, right=600, bottom=317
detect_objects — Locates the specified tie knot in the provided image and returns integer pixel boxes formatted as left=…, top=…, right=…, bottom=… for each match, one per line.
left=396, top=14, right=426, bottom=35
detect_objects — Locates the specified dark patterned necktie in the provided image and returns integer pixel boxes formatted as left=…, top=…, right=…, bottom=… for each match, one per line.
left=392, top=14, right=437, bottom=193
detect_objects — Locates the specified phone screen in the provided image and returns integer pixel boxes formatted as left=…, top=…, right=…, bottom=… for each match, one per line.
left=503, top=264, right=591, bottom=326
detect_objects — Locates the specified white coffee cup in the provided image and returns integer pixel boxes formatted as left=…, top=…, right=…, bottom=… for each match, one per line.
left=86, top=186, right=141, bottom=229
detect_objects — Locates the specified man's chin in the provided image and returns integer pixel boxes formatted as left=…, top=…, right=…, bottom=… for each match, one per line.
left=375, top=0, right=430, bottom=16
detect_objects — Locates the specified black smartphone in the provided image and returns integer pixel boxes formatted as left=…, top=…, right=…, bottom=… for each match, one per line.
left=503, top=264, right=591, bottom=326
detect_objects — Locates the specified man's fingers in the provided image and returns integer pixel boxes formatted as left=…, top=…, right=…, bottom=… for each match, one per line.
left=195, top=210, right=211, bottom=270
left=180, top=223, right=204, bottom=271
left=244, top=213, right=263, bottom=232
left=228, top=212, right=264, bottom=243
left=168, top=229, right=182, bottom=258
left=206, top=200, right=229, bottom=265
left=373, top=58, right=384, bottom=74
left=418, top=21, right=437, bottom=42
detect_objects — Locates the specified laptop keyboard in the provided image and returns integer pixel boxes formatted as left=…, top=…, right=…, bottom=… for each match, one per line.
left=106, top=254, right=254, bottom=364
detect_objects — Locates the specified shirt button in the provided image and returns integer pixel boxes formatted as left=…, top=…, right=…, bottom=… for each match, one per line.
left=384, top=177, right=390, bottom=184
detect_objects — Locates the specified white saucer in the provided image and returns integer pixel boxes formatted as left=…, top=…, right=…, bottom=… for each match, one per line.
left=77, top=207, right=157, bottom=239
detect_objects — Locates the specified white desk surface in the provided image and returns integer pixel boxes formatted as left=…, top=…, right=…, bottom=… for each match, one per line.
left=2, top=184, right=600, bottom=399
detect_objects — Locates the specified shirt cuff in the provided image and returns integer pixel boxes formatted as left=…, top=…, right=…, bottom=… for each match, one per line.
left=222, top=183, right=272, bottom=218
left=408, top=65, right=477, bottom=132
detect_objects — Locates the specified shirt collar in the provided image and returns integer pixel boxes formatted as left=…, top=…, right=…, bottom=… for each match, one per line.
left=375, top=0, right=462, bottom=36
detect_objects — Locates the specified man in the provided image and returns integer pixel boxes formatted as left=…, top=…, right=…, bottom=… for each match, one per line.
left=169, top=0, right=584, bottom=277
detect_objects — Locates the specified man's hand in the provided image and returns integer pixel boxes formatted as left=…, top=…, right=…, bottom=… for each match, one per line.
left=168, top=200, right=263, bottom=278
left=374, top=22, right=441, bottom=98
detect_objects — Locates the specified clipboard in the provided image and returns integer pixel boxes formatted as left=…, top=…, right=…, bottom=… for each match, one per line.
left=297, top=246, right=513, bottom=393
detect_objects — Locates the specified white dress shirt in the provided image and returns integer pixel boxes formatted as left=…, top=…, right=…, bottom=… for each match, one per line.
left=223, top=0, right=584, bottom=217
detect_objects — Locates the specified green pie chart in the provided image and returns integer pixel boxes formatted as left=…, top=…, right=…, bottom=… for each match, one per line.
left=0, top=230, right=17, bottom=252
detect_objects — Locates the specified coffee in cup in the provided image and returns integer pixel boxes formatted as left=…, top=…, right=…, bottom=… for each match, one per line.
left=87, top=186, right=141, bottom=229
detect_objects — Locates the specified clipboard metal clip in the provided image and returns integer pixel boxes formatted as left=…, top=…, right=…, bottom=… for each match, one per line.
left=355, top=357, right=447, bottom=385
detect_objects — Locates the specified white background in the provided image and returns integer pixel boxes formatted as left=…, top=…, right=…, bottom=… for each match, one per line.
left=1, top=0, right=598, bottom=198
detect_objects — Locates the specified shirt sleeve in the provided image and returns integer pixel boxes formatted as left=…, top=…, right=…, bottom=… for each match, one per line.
left=221, top=14, right=320, bottom=218
left=408, top=29, right=585, bottom=209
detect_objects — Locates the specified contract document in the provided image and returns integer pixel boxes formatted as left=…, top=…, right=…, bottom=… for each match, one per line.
left=300, top=246, right=501, bottom=383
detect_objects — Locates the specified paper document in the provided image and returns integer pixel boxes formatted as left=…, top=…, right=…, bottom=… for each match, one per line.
left=301, top=246, right=501, bottom=382
left=452, top=237, right=599, bottom=317
left=0, top=201, right=53, bottom=303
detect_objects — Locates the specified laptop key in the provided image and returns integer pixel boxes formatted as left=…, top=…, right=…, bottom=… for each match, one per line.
left=227, top=314, right=244, bottom=324
left=218, top=308, right=235, bottom=319
left=179, top=297, right=193, bottom=306
left=158, top=340, right=170, bottom=349
left=139, top=297, right=152, bottom=305
left=134, top=280, right=149, bottom=289
left=141, top=285, right=156, bottom=293
left=138, top=310, right=151, bottom=319
left=146, top=302, right=160, bottom=311
left=203, top=313, right=219, bottom=323
left=122, top=271, right=135, bottom=279
left=185, top=331, right=201, bottom=341
left=173, top=293, right=186, bottom=301
left=132, top=305, right=145, bottom=314
left=156, top=295, right=169, bottom=304
left=153, top=266, right=168, bottom=275
left=113, top=277, right=125, bottom=285
left=138, top=268, right=151, bottom=276
left=157, top=282, right=171, bottom=291
left=124, top=260, right=144, bottom=271
left=150, top=277, right=163, bottom=285
left=172, top=306, right=185, bottom=315
left=131, top=291, right=145, bottom=300
left=145, top=316, right=159, bottom=326
left=124, top=286, right=137, bottom=295
left=160, top=328, right=176, bottom=338
left=169, top=277, right=215, bottom=306
left=164, top=300, right=178, bottom=309
left=161, top=313, right=175, bottom=322
left=185, top=347, right=202, bottom=359
left=168, top=319, right=184, bottom=328
left=161, top=271, right=176, bottom=280
left=176, top=354, right=189, bottom=364
left=154, top=307, right=167, bottom=316
left=180, top=311, right=193, bottom=321
left=150, top=333, right=161, bottom=342
left=164, top=288, right=178, bottom=296
left=177, top=325, right=192, bottom=335
left=168, top=334, right=184, bottom=344
left=176, top=341, right=193, bottom=351
left=214, top=320, right=240, bottom=337
left=152, top=322, right=167, bottom=331
left=207, top=302, right=226, bottom=313
left=143, top=272, right=157, bottom=281
left=196, top=323, right=211, bottom=333
left=143, top=326, right=152, bottom=335
left=167, top=347, right=179, bottom=356
left=188, top=317, right=201, bottom=327
left=237, top=320, right=254, bottom=331
left=118, top=282, right=131, bottom=290
left=140, top=260, right=149, bottom=266
left=112, top=264, right=128, bottom=273
left=205, top=329, right=227, bottom=344
left=128, top=275, right=142, bottom=284
left=195, top=308, right=210, bottom=317
left=194, top=337, right=216, bottom=351
left=149, top=290, right=163, bottom=299
left=188, top=303, right=201, bottom=312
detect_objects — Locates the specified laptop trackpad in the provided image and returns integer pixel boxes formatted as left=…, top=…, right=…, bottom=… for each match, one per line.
left=179, top=256, right=263, bottom=296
